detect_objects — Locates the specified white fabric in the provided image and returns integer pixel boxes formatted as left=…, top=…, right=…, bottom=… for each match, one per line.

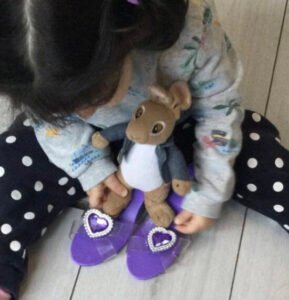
left=120, top=144, right=164, bottom=192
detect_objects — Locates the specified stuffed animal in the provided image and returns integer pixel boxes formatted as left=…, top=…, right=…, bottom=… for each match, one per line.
left=92, top=81, right=193, bottom=228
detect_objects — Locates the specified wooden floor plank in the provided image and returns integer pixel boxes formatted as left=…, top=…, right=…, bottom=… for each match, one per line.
left=231, top=210, right=289, bottom=300
left=20, top=208, right=83, bottom=300
left=267, top=3, right=289, bottom=148
left=216, top=0, right=287, bottom=113
left=72, top=203, right=245, bottom=300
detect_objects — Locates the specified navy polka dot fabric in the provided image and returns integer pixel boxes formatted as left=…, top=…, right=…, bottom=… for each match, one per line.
left=234, top=110, right=289, bottom=231
left=0, top=114, right=85, bottom=299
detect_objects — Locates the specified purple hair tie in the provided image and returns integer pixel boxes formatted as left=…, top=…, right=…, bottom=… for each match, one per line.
left=127, top=0, right=140, bottom=5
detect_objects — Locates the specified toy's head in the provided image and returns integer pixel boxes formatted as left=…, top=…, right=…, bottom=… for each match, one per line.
left=126, top=81, right=191, bottom=145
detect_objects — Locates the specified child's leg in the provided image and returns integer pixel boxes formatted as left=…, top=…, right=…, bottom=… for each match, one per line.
left=175, top=111, right=289, bottom=233
left=0, top=114, right=85, bottom=299
left=234, top=110, right=289, bottom=231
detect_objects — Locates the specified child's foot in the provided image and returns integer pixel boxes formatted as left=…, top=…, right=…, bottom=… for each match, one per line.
left=0, top=288, right=11, bottom=300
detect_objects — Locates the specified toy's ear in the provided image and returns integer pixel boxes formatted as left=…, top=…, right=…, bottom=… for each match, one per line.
left=169, top=81, right=192, bottom=112
left=149, top=85, right=172, bottom=105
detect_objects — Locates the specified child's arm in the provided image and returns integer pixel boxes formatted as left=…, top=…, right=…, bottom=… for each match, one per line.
left=159, top=0, right=244, bottom=231
left=32, top=117, right=119, bottom=194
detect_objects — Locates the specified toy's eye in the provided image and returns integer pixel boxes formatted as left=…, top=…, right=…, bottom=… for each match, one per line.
left=151, top=122, right=165, bottom=135
left=135, top=106, right=144, bottom=119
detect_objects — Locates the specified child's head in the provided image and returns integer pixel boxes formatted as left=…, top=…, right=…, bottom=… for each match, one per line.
left=0, top=0, right=188, bottom=124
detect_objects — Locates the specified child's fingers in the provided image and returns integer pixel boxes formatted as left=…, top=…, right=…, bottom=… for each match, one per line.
left=174, top=210, right=193, bottom=225
left=0, top=288, right=11, bottom=300
left=175, top=223, right=201, bottom=234
left=88, top=184, right=105, bottom=209
left=104, top=174, right=128, bottom=197
left=176, top=216, right=216, bottom=234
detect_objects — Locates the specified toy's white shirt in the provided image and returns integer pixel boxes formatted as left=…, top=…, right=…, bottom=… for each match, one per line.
left=120, top=144, right=164, bottom=192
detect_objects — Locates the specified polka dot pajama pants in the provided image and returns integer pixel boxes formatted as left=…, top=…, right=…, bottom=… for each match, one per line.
left=234, top=111, right=289, bottom=230
left=0, top=114, right=85, bottom=299
left=0, top=111, right=288, bottom=298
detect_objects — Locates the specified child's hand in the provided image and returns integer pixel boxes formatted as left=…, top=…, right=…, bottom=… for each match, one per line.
left=174, top=210, right=215, bottom=234
left=87, top=174, right=128, bottom=209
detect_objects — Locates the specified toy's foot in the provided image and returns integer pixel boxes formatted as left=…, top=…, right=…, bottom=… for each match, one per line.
left=146, top=203, right=175, bottom=228
left=102, top=190, right=132, bottom=217
left=71, top=190, right=143, bottom=266
left=126, top=190, right=189, bottom=280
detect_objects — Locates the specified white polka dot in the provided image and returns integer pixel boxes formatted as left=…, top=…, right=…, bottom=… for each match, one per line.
left=41, top=228, right=47, bottom=237
left=24, top=212, right=35, bottom=220
left=247, top=158, right=258, bottom=169
left=67, top=187, right=76, bottom=196
left=58, top=177, right=69, bottom=186
left=23, top=119, right=31, bottom=127
left=275, top=158, right=284, bottom=169
left=237, top=194, right=244, bottom=199
left=22, top=156, right=33, bottom=167
left=34, top=181, right=44, bottom=192
left=0, top=166, right=5, bottom=177
left=247, top=184, right=257, bottom=192
left=5, top=136, right=16, bottom=144
left=252, top=113, right=261, bottom=122
left=273, top=182, right=284, bottom=192
left=1, top=224, right=12, bottom=235
left=283, top=224, right=289, bottom=230
left=274, top=205, right=284, bottom=213
left=10, top=240, right=21, bottom=252
left=47, top=204, right=54, bottom=213
left=249, top=133, right=260, bottom=141
left=275, top=137, right=281, bottom=143
left=11, top=190, right=22, bottom=201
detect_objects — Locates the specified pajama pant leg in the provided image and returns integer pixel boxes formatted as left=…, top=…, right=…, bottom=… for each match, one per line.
left=174, top=110, right=289, bottom=233
left=233, top=110, right=289, bottom=231
left=0, top=114, right=85, bottom=299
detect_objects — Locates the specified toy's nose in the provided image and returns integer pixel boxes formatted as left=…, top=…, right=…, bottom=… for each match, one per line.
left=127, top=133, right=146, bottom=144
left=126, top=124, right=146, bottom=144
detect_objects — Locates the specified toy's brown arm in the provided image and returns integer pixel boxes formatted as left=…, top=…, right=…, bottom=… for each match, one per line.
left=167, top=144, right=192, bottom=196
left=92, top=123, right=128, bottom=149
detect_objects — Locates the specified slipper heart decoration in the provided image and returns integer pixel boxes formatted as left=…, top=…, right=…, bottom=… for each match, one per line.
left=83, top=209, right=114, bottom=238
left=71, top=190, right=144, bottom=266
left=147, top=227, right=177, bottom=253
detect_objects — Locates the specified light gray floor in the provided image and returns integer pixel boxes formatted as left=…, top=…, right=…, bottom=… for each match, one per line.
left=1, top=0, right=289, bottom=299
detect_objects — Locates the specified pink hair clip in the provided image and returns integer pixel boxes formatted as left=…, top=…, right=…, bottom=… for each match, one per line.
left=127, top=0, right=140, bottom=5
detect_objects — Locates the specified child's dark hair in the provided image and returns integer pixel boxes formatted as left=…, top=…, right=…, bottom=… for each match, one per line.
left=0, top=0, right=188, bottom=124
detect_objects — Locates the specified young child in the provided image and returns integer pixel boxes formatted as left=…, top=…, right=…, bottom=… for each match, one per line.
left=1, top=0, right=288, bottom=299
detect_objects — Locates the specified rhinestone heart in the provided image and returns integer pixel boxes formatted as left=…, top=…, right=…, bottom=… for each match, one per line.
left=147, top=227, right=177, bottom=253
left=83, top=209, right=113, bottom=238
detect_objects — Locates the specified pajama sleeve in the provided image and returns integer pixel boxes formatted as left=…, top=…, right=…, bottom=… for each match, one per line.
left=32, top=117, right=117, bottom=191
left=159, top=0, right=244, bottom=218
left=182, top=1, right=244, bottom=218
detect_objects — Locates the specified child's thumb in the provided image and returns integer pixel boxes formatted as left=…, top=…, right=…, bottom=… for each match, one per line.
left=174, top=210, right=193, bottom=225
left=105, top=175, right=128, bottom=197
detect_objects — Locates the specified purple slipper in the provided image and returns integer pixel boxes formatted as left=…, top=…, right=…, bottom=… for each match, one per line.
left=71, top=190, right=144, bottom=266
left=126, top=190, right=190, bottom=280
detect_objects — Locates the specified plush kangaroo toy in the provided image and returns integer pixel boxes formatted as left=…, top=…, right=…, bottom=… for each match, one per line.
left=92, top=81, right=192, bottom=228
